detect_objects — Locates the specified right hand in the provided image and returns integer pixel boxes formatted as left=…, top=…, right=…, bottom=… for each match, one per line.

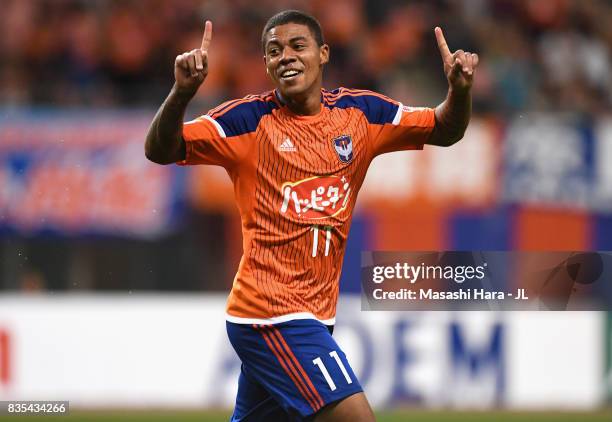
left=174, top=20, right=212, bottom=97
left=434, top=26, right=478, bottom=95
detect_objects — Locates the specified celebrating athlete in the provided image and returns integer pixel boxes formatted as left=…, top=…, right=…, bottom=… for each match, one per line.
left=145, top=10, right=478, bottom=422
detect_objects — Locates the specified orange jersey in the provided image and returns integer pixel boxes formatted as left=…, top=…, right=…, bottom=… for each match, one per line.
left=181, top=88, right=435, bottom=324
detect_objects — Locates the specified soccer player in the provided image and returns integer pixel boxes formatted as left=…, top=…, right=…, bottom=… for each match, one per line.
left=145, top=10, right=478, bottom=422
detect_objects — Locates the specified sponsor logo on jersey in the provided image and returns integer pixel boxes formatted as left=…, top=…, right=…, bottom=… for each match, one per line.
left=279, top=138, right=297, bottom=152
left=280, top=175, right=351, bottom=220
left=333, top=135, right=353, bottom=163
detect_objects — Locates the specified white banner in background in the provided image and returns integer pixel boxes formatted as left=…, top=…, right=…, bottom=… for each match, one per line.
left=0, top=294, right=605, bottom=409
left=362, top=118, right=498, bottom=205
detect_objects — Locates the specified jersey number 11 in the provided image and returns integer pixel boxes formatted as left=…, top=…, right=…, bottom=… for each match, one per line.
left=311, top=226, right=332, bottom=257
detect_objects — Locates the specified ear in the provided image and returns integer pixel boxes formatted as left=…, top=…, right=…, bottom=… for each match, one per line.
left=263, top=55, right=269, bottom=74
left=319, top=44, right=330, bottom=66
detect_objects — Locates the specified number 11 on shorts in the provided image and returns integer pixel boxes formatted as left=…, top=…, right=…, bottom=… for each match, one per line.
left=312, top=350, right=352, bottom=391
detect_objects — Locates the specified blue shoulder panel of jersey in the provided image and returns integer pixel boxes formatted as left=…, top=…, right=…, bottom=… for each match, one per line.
left=210, top=95, right=279, bottom=138
left=325, top=88, right=399, bottom=125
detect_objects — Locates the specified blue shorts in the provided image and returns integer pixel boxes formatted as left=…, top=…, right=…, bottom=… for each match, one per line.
left=226, top=319, right=363, bottom=422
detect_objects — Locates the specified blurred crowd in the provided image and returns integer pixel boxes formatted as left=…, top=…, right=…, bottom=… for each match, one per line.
left=1, top=0, right=611, bottom=293
left=1, top=0, right=611, bottom=115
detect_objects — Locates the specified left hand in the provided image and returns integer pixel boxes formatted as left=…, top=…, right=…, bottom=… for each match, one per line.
left=435, top=27, right=479, bottom=94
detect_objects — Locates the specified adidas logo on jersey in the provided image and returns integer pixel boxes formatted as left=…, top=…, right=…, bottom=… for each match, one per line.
left=279, top=138, right=297, bottom=152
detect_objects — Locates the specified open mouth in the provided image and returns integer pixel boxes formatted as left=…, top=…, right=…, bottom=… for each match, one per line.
left=280, top=69, right=303, bottom=81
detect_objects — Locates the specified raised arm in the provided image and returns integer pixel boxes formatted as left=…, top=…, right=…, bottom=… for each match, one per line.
left=427, top=27, right=479, bottom=147
left=145, top=21, right=213, bottom=164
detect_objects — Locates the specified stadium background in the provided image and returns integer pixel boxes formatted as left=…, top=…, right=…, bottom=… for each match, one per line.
left=1, top=0, right=612, bottom=420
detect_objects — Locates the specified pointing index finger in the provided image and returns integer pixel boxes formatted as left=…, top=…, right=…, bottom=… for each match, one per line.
left=201, top=20, right=212, bottom=51
left=435, top=26, right=452, bottom=64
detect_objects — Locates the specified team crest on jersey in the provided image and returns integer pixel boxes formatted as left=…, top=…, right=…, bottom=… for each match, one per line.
left=333, top=135, right=353, bottom=164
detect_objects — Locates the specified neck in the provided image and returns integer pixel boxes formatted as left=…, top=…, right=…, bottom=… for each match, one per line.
left=279, top=81, right=322, bottom=116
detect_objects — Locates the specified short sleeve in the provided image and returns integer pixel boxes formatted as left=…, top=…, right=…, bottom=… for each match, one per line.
left=368, top=103, right=436, bottom=157
left=179, top=95, right=276, bottom=168
left=180, top=114, right=235, bottom=167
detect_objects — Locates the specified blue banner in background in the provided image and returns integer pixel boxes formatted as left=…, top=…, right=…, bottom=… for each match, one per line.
left=503, top=114, right=612, bottom=212
left=0, top=110, right=185, bottom=237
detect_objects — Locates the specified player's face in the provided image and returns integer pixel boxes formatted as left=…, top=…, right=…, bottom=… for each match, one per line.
left=263, top=23, right=329, bottom=99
